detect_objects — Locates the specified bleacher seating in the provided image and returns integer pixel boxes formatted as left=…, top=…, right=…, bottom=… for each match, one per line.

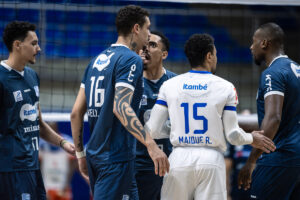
left=0, top=3, right=297, bottom=63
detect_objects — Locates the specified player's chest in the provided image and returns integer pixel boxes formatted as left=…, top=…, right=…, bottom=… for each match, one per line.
left=5, top=76, right=39, bottom=106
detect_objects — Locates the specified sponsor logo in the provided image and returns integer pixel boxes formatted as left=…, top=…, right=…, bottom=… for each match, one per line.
left=93, top=53, right=115, bottom=71
left=183, top=83, right=207, bottom=90
left=141, top=94, right=147, bottom=106
left=122, top=195, right=129, bottom=200
left=291, top=62, right=300, bottom=78
left=24, top=89, right=31, bottom=93
left=265, top=74, right=272, bottom=92
left=13, top=90, right=23, bottom=102
left=20, top=102, right=39, bottom=121
left=127, top=64, right=136, bottom=82
left=34, top=86, right=39, bottom=97
left=21, top=193, right=31, bottom=200
left=250, top=195, right=257, bottom=199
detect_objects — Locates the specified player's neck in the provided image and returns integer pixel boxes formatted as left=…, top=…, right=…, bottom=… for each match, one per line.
left=191, top=65, right=211, bottom=72
left=115, top=35, right=140, bottom=54
left=6, top=54, right=26, bottom=72
left=265, top=50, right=285, bottom=66
left=143, top=64, right=164, bottom=80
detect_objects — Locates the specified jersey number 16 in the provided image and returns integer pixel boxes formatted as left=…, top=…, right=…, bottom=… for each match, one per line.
left=89, top=76, right=105, bottom=107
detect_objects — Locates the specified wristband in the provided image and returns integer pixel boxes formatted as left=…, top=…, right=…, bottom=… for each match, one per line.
left=75, top=150, right=86, bottom=159
left=59, top=139, right=68, bottom=148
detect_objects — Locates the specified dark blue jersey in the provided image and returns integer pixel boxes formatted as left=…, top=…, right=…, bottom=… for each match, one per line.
left=256, top=56, right=300, bottom=167
left=0, top=61, right=40, bottom=172
left=136, top=69, right=176, bottom=171
left=81, top=44, right=144, bottom=164
left=225, top=144, right=252, bottom=199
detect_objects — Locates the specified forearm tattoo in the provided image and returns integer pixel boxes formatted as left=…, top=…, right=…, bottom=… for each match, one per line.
left=78, top=125, right=84, bottom=150
left=114, top=86, right=147, bottom=141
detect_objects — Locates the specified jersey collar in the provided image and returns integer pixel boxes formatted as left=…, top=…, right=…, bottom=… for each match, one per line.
left=111, top=44, right=130, bottom=49
left=189, top=70, right=212, bottom=74
left=268, top=55, right=288, bottom=67
left=1, top=60, right=24, bottom=76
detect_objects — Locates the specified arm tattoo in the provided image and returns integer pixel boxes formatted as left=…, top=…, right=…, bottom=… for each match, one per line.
left=114, top=86, right=147, bottom=141
left=78, top=125, right=84, bottom=150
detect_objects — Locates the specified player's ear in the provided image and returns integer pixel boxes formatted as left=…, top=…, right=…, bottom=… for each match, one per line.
left=13, top=40, right=22, bottom=51
left=162, top=50, right=168, bottom=60
left=261, top=39, right=268, bottom=49
left=132, top=23, right=140, bottom=35
left=206, top=51, right=212, bottom=62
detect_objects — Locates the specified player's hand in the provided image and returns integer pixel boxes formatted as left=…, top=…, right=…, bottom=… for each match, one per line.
left=251, top=130, right=276, bottom=153
left=147, top=141, right=170, bottom=177
left=238, top=162, right=256, bottom=190
left=78, top=157, right=90, bottom=185
left=62, top=141, right=76, bottom=156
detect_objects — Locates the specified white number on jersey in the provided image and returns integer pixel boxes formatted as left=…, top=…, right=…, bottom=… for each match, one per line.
left=89, top=76, right=105, bottom=107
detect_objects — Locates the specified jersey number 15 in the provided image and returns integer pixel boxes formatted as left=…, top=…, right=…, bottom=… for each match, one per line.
left=181, top=102, right=208, bottom=134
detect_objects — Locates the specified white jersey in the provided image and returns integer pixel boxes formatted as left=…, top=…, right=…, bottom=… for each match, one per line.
left=156, top=70, right=238, bottom=152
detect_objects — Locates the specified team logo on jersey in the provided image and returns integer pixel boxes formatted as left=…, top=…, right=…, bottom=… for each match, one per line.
left=20, top=102, right=39, bottom=121
left=93, top=53, right=115, bottom=71
left=34, top=86, right=39, bottom=97
left=21, top=193, right=30, bottom=200
left=291, top=62, right=300, bottom=78
left=265, top=74, right=272, bottom=92
left=141, top=94, right=147, bottom=105
left=13, top=90, right=23, bottom=102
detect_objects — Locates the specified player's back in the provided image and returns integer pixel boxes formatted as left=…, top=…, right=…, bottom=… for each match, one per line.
left=81, top=44, right=143, bottom=164
left=257, top=56, right=300, bottom=166
left=160, top=70, right=238, bottom=152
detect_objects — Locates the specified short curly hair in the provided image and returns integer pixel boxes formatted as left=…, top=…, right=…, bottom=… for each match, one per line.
left=151, top=30, right=170, bottom=52
left=184, top=34, right=215, bottom=68
left=2, top=21, right=36, bottom=52
left=115, top=5, right=149, bottom=37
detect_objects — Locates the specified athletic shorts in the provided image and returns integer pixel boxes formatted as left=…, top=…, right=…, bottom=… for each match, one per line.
left=161, top=147, right=227, bottom=200
left=250, top=165, right=300, bottom=200
left=86, top=158, right=138, bottom=200
left=0, top=169, right=46, bottom=200
left=136, top=169, right=163, bottom=200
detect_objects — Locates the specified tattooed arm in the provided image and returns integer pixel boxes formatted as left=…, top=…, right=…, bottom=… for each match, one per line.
left=113, top=86, right=169, bottom=176
left=70, top=87, right=89, bottom=184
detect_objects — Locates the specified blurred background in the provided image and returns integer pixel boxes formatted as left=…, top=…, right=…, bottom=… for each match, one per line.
left=0, top=0, right=299, bottom=199
left=1, top=0, right=299, bottom=113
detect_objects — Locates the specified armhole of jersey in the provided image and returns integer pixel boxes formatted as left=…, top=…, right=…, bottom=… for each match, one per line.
left=115, top=82, right=135, bottom=91
left=224, top=106, right=236, bottom=111
left=156, top=99, right=168, bottom=107
left=264, top=91, right=284, bottom=99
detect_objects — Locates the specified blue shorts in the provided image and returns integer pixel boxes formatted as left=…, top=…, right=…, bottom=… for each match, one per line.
left=0, top=169, right=46, bottom=200
left=250, top=165, right=300, bottom=200
left=135, top=169, right=163, bottom=200
left=87, top=158, right=138, bottom=200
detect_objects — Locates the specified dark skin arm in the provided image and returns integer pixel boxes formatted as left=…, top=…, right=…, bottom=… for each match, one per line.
left=113, top=86, right=169, bottom=176
left=238, top=94, right=283, bottom=190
